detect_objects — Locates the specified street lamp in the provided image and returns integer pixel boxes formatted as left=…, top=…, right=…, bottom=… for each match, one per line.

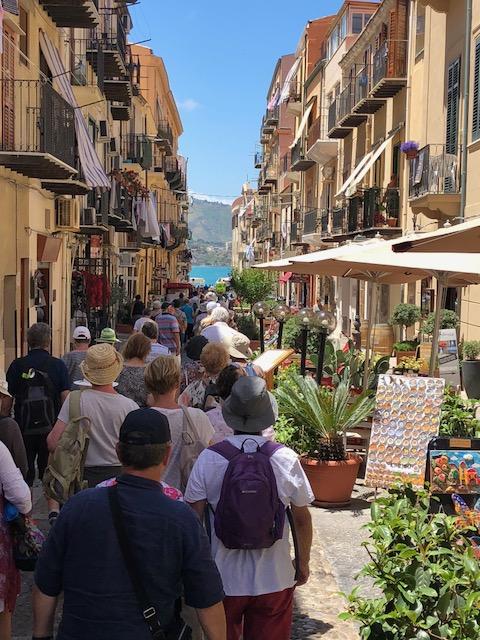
left=272, top=304, right=291, bottom=349
left=298, top=308, right=315, bottom=376
left=314, top=308, right=337, bottom=385
left=252, top=301, right=270, bottom=353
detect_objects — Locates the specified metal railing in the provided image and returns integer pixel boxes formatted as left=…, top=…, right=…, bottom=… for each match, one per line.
left=338, top=83, right=354, bottom=122
left=0, top=79, right=75, bottom=167
left=254, top=151, right=263, bottom=167
left=320, top=209, right=329, bottom=233
left=409, top=144, right=461, bottom=199
left=329, top=188, right=401, bottom=234
left=303, top=209, right=319, bottom=234
left=372, top=40, right=408, bottom=88
left=291, top=139, right=306, bottom=166
left=332, top=207, right=346, bottom=234
left=265, top=105, right=279, bottom=125
left=89, top=8, right=127, bottom=61
left=288, top=79, right=301, bottom=103
left=328, top=99, right=338, bottom=132
left=157, top=119, right=173, bottom=146
left=353, top=65, right=371, bottom=105
left=120, top=134, right=152, bottom=169
left=281, top=152, right=291, bottom=174
left=307, top=113, right=330, bottom=148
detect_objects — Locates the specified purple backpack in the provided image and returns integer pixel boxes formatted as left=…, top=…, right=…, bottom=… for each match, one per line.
left=210, top=439, right=286, bottom=550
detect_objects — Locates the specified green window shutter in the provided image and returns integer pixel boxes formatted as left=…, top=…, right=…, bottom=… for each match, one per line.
left=446, top=57, right=460, bottom=154
left=472, top=40, right=480, bottom=142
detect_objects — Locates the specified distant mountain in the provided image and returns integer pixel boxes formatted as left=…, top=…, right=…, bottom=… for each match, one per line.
left=188, top=198, right=232, bottom=244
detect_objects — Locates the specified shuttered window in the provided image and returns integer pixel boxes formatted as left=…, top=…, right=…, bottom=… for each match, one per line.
left=473, top=39, right=480, bottom=141
left=446, top=57, right=461, bottom=154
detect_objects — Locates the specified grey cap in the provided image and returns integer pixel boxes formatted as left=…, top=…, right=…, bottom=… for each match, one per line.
left=222, top=377, right=278, bottom=433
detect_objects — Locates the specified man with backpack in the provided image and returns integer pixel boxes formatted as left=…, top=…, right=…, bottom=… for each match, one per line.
left=185, top=377, right=314, bottom=640
left=5, top=323, right=70, bottom=518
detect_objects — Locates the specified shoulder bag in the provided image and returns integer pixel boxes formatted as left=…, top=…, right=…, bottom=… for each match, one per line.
left=179, top=406, right=205, bottom=492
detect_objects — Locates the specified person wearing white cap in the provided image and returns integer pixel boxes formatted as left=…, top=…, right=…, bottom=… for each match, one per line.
left=62, top=326, right=92, bottom=390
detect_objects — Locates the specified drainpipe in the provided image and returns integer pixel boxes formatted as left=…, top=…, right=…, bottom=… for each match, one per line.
left=460, top=0, right=473, bottom=222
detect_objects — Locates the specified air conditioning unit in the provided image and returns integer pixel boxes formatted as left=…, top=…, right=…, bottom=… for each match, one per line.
left=119, top=252, right=136, bottom=268
left=56, top=198, right=80, bottom=231
left=81, top=207, right=96, bottom=226
left=98, top=120, right=109, bottom=141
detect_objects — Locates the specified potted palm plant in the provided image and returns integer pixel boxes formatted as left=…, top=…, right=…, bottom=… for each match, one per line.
left=275, top=376, right=375, bottom=507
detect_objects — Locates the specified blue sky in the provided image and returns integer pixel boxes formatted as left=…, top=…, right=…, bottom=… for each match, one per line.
left=130, top=0, right=343, bottom=204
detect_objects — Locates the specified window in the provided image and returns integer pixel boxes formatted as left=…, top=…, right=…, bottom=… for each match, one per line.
left=340, top=13, right=347, bottom=42
left=352, top=14, right=363, bottom=34
left=415, top=5, right=425, bottom=57
left=473, top=39, right=480, bottom=141
left=19, top=6, right=28, bottom=66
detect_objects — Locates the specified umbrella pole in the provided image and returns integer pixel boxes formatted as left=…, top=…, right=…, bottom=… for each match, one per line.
left=363, top=282, right=378, bottom=391
left=429, top=280, right=446, bottom=377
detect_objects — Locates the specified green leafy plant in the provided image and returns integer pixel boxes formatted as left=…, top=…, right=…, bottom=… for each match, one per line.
left=422, top=310, right=459, bottom=336
left=462, top=340, right=480, bottom=361
left=397, top=356, right=425, bottom=372
left=393, top=340, right=419, bottom=352
left=343, top=484, right=480, bottom=639
left=390, top=303, right=422, bottom=338
left=234, top=314, right=259, bottom=340
left=275, top=376, right=375, bottom=460
left=440, top=387, right=480, bottom=438
left=230, top=268, right=274, bottom=307
left=282, top=316, right=323, bottom=356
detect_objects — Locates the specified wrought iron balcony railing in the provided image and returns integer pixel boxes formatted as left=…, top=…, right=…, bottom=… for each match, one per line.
left=120, top=134, right=152, bottom=169
left=372, top=40, right=408, bottom=92
left=409, top=144, right=461, bottom=199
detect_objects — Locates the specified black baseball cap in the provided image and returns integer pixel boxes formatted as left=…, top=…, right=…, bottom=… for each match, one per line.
left=119, top=409, right=171, bottom=445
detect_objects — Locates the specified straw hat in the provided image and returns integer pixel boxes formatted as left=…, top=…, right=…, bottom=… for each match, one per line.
left=0, top=372, right=11, bottom=398
left=228, top=332, right=253, bottom=360
left=80, top=344, right=123, bottom=386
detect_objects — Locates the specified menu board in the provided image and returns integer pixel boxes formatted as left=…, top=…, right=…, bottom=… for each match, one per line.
left=365, top=374, right=444, bottom=488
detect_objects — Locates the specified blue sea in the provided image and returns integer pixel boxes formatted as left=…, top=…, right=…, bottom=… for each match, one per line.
left=190, top=265, right=231, bottom=286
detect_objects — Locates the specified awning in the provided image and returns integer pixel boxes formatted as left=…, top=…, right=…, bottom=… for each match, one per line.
left=336, top=152, right=373, bottom=197
left=291, top=103, right=313, bottom=148
left=279, top=58, right=301, bottom=104
left=39, top=31, right=110, bottom=189
left=349, top=133, right=395, bottom=191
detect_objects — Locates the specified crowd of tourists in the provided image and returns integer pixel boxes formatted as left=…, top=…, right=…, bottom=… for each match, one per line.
left=0, top=289, right=314, bottom=640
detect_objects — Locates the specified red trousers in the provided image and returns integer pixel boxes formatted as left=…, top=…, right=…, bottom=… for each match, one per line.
left=223, top=587, right=295, bottom=640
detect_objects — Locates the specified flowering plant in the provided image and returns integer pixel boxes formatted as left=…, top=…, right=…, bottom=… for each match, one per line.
left=400, top=140, right=419, bottom=154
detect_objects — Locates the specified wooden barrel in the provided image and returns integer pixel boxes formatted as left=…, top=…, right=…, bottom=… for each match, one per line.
left=361, top=323, right=394, bottom=356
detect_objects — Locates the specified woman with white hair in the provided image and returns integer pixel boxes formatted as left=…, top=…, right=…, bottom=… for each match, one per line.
left=201, top=306, right=250, bottom=353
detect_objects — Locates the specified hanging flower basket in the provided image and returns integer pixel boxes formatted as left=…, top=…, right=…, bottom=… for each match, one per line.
left=400, top=141, right=419, bottom=160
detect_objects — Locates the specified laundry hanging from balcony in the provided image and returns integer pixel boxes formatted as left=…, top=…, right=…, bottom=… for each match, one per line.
left=39, top=31, right=110, bottom=189
left=135, top=192, right=161, bottom=243
left=279, top=58, right=301, bottom=104
left=290, top=104, right=313, bottom=148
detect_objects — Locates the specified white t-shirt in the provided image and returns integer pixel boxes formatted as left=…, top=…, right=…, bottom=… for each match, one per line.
left=134, top=316, right=152, bottom=332
left=151, top=407, right=215, bottom=490
left=57, top=390, right=138, bottom=467
left=201, top=322, right=237, bottom=345
left=184, top=435, right=314, bottom=597
left=145, top=342, right=170, bottom=364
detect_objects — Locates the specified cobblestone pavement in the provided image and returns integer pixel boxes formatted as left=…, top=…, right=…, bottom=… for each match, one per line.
left=13, top=483, right=374, bottom=639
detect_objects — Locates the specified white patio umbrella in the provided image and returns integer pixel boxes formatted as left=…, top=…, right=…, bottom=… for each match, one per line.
left=256, top=240, right=480, bottom=384
left=393, top=217, right=480, bottom=253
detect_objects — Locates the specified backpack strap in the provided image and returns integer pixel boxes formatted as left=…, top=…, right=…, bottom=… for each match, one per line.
left=69, top=390, right=83, bottom=422
left=180, top=406, right=200, bottom=444
left=259, top=441, right=284, bottom=458
left=209, top=440, right=241, bottom=461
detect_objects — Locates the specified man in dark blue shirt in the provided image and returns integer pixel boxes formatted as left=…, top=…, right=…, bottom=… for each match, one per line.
left=5, top=323, right=69, bottom=495
left=33, top=408, right=226, bottom=640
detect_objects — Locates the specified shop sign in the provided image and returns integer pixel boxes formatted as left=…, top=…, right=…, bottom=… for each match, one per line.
left=438, top=328, right=460, bottom=387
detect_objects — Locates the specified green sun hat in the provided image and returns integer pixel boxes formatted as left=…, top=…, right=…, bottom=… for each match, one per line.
left=96, top=327, right=121, bottom=344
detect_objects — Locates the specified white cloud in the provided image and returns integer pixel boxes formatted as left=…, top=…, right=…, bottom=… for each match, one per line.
left=191, top=193, right=235, bottom=206
left=179, top=98, right=201, bottom=112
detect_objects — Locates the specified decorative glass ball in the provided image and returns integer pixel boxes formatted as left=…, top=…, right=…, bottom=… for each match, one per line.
left=315, top=309, right=337, bottom=334
left=298, top=307, right=315, bottom=326
left=272, top=304, right=291, bottom=322
left=252, top=301, right=269, bottom=319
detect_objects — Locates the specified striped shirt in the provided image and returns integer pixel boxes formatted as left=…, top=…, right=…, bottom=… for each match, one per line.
left=154, top=313, right=180, bottom=353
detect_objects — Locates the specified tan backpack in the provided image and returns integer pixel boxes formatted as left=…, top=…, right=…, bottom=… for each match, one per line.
left=43, top=391, right=91, bottom=504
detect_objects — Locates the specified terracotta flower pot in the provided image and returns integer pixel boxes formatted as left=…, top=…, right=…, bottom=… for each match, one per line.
left=301, top=454, right=362, bottom=508
left=405, top=150, right=418, bottom=160
left=387, top=217, right=398, bottom=227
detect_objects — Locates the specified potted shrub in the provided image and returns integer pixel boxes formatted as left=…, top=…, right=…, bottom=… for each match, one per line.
left=439, top=386, right=480, bottom=438
left=462, top=339, right=480, bottom=399
left=343, top=484, right=480, bottom=639
left=392, top=340, right=419, bottom=361
left=394, top=355, right=425, bottom=375
left=422, top=309, right=460, bottom=336
left=390, top=303, right=422, bottom=349
left=275, top=376, right=375, bottom=507
left=400, top=140, right=419, bottom=159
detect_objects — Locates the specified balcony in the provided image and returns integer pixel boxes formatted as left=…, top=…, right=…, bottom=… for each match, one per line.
left=371, top=40, right=408, bottom=99
left=302, top=208, right=331, bottom=246
left=265, top=106, right=279, bottom=127
left=286, top=80, right=302, bottom=116
left=86, top=9, right=127, bottom=78
left=327, top=98, right=352, bottom=139
left=80, top=191, right=109, bottom=234
left=156, top=119, right=173, bottom=153
left=351, top=65, right=385, bottom=115
left=409, top=144, right=461, bottom=220
left=0, top=80, right=76, bottom=179
left=257, top=222, right=272, bottom=243
left=109, top=184, right=136, bottom=231
left=280, top=151, right=300, bottom=182
left=110, top=104, right=131, bottom=121
left=103, top=76, right=132, bottom=105
left=163, top=156, right=186, bottom=192
left=121, top=134, right=153, bottom=170
left=306, top=115, right=337, bottom=165
left=39, top=0, right=99, bottom=28
left=337, top=83, right=367, bottom=128
left=254, top=151, right=263, bottom=169
left=291, top=139, right=315, bottom=171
